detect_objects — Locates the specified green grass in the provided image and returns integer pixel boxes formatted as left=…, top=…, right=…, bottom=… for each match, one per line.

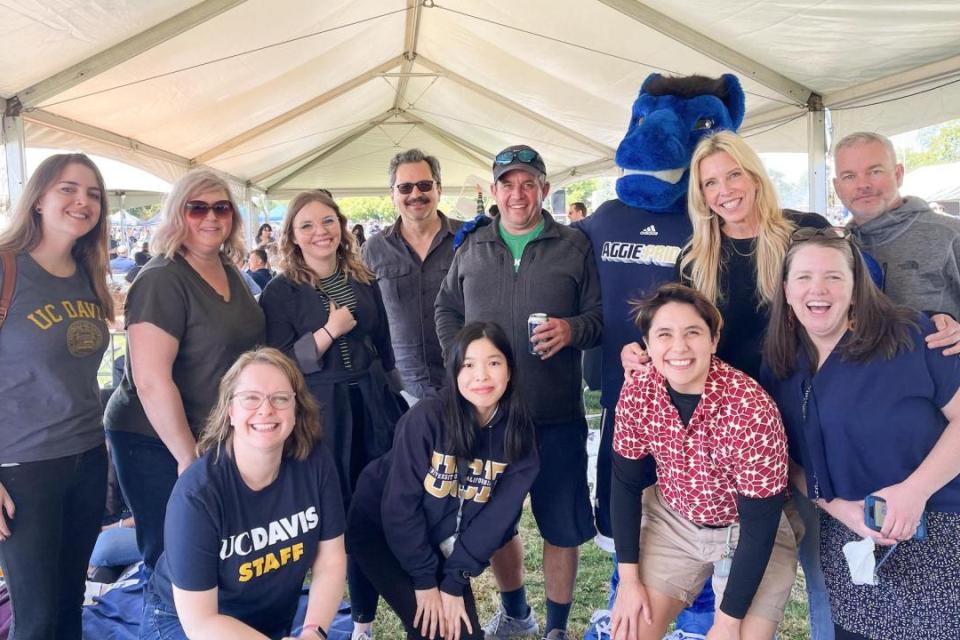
left=370, top=505, right=812, bottom=639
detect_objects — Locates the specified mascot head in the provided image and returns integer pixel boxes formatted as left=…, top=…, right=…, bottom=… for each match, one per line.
left=615, top=73, right=745, bottom=213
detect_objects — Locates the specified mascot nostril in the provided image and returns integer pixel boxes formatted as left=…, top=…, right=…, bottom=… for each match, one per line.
left=574, top=71, right=745, bottom=639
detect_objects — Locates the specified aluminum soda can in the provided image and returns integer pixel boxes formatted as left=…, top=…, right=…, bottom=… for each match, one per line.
left=528, top=313, right=547, bottom=355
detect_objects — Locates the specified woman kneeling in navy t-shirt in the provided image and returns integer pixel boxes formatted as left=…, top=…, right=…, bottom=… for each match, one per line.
left=140, top=348, right=346, bottom=640
left=347, top=321, right=539, bottom=640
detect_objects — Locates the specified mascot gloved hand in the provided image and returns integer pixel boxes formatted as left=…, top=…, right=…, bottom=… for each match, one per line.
left=576, top=73, right=744, bottom=640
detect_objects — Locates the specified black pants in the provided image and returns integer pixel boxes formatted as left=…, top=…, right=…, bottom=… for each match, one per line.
left=347, top=507, right=483, bottom=640
left=0, top=445, right=107, bottom=640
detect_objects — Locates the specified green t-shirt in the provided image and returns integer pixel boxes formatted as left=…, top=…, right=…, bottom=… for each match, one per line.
left=498, top=219, right=545, bottom=272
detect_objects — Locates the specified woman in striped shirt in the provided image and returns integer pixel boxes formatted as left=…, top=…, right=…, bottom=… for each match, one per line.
left=259, top=190, right=407, bottom=640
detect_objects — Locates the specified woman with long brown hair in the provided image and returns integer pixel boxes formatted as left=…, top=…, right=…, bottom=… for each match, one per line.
left=763, top=230, right=960, bottom=639
left=0, top=153, right=115, bottom=639
left=104, top=168, right=265, bottom=574
left=259, top=190, right=406, bottom=640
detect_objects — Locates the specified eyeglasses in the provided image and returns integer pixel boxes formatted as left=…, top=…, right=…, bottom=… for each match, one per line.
left=185, top=200, right=234, bottom=219
left=495, top=149, right=540, bottom=165
left=231, top=391, right=296, bottom=410
left=394, top=180, right=435, bottom=195
left=791, top=226, right=852, bottom=242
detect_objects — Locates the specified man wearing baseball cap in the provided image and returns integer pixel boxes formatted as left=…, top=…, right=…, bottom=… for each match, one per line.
left=436, top=144, right=602, bottom=640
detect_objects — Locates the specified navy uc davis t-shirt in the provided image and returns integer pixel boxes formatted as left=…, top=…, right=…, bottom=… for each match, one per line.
left=150, top=443, right=344, bottom=638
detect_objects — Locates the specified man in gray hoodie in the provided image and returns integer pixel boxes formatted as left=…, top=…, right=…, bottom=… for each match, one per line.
left=835, top=131, right=960, bottom=322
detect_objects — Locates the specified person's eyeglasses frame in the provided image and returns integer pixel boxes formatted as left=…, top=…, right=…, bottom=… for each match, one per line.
left=185, top=200, right=234, bottom=219
left=231, top=391, right=296, bottom=411
left=393, top=180, right=436, bottom=195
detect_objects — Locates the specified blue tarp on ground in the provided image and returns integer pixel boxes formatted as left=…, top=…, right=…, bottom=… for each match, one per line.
left=82, top=568, right=355, bottom=640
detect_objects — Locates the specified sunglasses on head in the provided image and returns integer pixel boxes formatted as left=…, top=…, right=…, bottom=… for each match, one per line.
left=495, top=149, right=540, bottom=165
left=791, top=226, right=852, bottom=242
left=394, top=180, right=435, bottom=195
left=185, top=200, right=234, bottom=219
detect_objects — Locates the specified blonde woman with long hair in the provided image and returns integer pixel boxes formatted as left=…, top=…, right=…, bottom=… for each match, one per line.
left=259, top=190, right=406, bottom=640
left=623, top=132, right=829, bottom=381
left=0, top=153, right=115, bottom=639
left=104, top=168, right=265, bottom=573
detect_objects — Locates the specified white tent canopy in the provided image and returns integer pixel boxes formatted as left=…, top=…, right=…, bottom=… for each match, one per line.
left=3, top=0, right=960, bottom=202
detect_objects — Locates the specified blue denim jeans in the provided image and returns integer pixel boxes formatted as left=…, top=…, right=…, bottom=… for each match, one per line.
left=794, top=489, right=835, bottom=640
left=138, top=591, right=188, bottom=640
left=106, top=430, right=179, bottom=573
left=0, top=445, right=107, bottom=640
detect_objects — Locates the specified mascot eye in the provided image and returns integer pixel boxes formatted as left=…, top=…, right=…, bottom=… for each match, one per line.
left=635, top=116, right=645, bottom=127
left=694, top=117, right=715, bottom=130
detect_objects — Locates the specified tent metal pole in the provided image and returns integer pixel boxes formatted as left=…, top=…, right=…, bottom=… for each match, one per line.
left=807, top=101, right=829, bottom=217
left=2, top=103, right=27, bottom=206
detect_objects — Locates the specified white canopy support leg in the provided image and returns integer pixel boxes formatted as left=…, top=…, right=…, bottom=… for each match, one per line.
left=807, top=100, right=829, bottom=218
left=3, top=104, right=27, bottom=208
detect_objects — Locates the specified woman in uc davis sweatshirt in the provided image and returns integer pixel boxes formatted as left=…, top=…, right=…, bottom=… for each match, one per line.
left=348, top=321, right=539, bottom=640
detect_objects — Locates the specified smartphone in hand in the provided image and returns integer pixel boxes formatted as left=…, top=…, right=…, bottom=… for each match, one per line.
left=864, top=495, right=928, bottom=540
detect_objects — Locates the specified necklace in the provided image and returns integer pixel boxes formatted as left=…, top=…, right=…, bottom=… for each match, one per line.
left=726, top=237, right=757, bottom=258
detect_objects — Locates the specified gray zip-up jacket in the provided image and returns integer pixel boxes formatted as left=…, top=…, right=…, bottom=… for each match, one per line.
left=435, top=211, right=602, bottom=425
left=849, top=196, right=960, bottom=318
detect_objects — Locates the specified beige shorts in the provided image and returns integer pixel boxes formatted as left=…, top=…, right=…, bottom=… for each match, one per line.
left=637, top=486, right=804, bottom=622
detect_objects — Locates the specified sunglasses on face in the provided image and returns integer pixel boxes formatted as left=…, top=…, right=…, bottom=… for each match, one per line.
left=791, top=226, right=852, bottom=242
left=494, top=149, right=540, bottom=165
left=394, top=180, right=435, bottom=195
left=185, top=200, right=234, bottom=219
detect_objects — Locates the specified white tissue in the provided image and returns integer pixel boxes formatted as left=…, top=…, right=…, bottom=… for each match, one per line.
left=842, top=537, right=877, bottom=586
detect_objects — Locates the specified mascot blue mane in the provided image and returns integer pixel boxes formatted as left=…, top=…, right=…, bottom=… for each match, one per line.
left=615, top=73, right=745, bottom=214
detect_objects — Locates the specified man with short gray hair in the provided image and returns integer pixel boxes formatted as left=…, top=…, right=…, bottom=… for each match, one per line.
left=834, top=131, right=960, bottom=319
left=362, top=148, right=462, bottom=399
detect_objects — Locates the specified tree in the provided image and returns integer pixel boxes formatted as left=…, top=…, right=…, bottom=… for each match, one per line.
left=901, top=119, right=960, bottom=170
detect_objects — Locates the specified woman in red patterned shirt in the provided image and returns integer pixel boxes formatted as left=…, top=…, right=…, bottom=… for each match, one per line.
left=609, top=283, right=799, bottom=640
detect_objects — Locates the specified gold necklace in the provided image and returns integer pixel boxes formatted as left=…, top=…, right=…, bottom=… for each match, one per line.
left=726, top=237, right=756, bottom=258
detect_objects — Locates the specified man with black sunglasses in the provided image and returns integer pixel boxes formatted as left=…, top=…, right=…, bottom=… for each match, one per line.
left=362, top=149, right=463, bottom=400
left=436, top=144, right=602, bottom=640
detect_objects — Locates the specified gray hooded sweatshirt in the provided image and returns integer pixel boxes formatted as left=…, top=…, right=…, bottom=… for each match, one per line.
left=849, top=195, right=960, bottom=318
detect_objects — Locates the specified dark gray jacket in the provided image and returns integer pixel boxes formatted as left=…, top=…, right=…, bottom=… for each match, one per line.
left=435, top=211, right=602, bottom=425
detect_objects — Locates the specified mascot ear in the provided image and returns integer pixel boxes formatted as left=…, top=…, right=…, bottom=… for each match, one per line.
left=721, top=74, right=746, bottom=130
left=641, top=73, right=663, bottom=93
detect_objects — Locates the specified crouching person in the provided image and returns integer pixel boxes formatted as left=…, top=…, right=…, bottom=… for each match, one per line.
left=139, top=348, right=346, bottom=640
left=347, top=322, right=539, bottom=640
left=610, top=284, right=801, bottom=640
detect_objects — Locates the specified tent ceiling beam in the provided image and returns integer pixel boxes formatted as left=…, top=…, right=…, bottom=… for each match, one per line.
left=266, top=116, right=391, bottom=192
left=548, top=158, right=617, bottom=186
left=395, top=111, right=493, bottom=166
left=740, top=104, right=807, bottom=133
left=250, top=110, right=397, bottom=186
left=12, top=0, right=250, bottom=111
left=194, top=55, right=405, bottom=164
left=24, top=109, right=192, bottom=168
left=416, top=56, right=616, bottom=157
left=823, top=54, right=960, bottom=109
left=393, top=0, right=426, bottom=111
left=594, top=0, right=813, bottom=105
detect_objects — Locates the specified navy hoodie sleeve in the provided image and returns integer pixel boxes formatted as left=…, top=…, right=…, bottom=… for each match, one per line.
left=380, top=407, right=442, bottom=589
left=440, top=443, right=540, bottom=596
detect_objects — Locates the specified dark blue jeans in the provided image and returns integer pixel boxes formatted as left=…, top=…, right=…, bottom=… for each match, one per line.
left=106, top=430, right=179, bottom=572
left=0, top=445, right=107, bottom=640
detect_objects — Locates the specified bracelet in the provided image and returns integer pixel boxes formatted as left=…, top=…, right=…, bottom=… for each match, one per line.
left=321, top=326, right=334, bottom=342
